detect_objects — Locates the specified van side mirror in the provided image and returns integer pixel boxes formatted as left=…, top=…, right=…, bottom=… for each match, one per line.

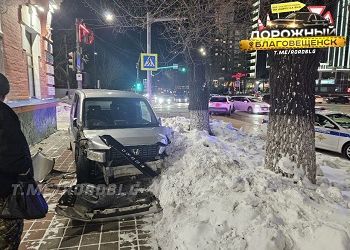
left=72, top=118, right=78, bottom=128
left=158, top=117, right=162, bottom=126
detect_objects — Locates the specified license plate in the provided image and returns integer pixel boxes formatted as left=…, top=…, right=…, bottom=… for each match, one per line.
left=215, top=103, right=221, bottom=107
left=262, top=107, right=268, bottom=110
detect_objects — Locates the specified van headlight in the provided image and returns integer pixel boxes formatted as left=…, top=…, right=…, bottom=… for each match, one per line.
left=87, top=150, right=106, bottom=163
left=158, top=135, right=170, bottom=155
left=159, top=146, right=166, bottom=155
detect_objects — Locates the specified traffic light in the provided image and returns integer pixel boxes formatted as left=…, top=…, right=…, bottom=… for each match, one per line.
left=179, top=67, right=187, bottom=73
left=68, top=52, right=76, bottom=71
left=134, top=82, right=144, bottom=92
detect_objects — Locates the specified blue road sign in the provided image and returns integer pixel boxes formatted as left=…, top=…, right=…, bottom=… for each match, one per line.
left=141, top=53, right=158, bottom=71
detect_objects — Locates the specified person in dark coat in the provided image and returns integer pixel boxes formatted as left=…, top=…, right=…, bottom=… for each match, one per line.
left=0, top=73, right=33, bottom=249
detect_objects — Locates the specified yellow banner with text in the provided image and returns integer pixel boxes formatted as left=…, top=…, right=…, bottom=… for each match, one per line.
left=240, top=36, right=346, bottom=51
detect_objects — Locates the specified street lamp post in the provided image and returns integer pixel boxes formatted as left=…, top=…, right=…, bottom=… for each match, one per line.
left=146, top=13, right=186, bottom=99
left=76, top=18, right=83, bottom=89
left=147, top=13, right=152, bottom=99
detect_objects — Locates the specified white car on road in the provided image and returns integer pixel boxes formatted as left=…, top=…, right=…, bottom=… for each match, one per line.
left=315, top=112, right=350, bottom=160
left=231, top=96, right=270, bottom=114
left=209, top=96, right=234, bottom=115
left=315, top=95, right=324, bottom=104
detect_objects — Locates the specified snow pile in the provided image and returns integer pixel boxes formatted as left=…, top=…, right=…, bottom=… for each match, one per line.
left=317, top=153, right=350, bottom=201
left=151, top=118, right=350, bottom=250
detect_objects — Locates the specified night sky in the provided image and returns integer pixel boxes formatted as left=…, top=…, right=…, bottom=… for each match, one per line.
left=52, top=0, right=185, bottom=91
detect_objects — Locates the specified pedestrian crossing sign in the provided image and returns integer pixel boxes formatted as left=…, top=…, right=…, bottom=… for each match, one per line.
left=141, top=53, right=158, bottom=71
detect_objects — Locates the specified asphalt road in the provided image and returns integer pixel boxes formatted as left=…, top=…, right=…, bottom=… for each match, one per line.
left=153, top=102, right=350, bottom=131
left=153, top=102, right=190, bottom=118
left=317, top=103, right=350, bottom=113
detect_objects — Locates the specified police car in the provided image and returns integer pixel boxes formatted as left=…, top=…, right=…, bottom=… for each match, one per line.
left=315, top=112, right=350, bottom=160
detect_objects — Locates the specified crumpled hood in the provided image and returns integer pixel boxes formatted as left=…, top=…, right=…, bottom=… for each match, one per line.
left=83, top=126, right=171, bottom=150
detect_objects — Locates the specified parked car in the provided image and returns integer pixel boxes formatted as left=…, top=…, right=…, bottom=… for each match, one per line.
left=231, top=96, right=270, bottom=114
left=315, top=112, right=350, bottom=160
left=69, top=89, right=171, bottom=183
left=209, top=96, right=234, bottom=115
left=325, top=96, right=350, bottom=104
left=262, top=111, right=350, bottom=160
left=267, top=12, right=331, bottom=29
left=315, top=95, right=324, bottom=104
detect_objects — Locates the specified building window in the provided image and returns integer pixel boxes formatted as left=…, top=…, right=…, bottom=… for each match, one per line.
left=24, top=31, right=36, bottom=97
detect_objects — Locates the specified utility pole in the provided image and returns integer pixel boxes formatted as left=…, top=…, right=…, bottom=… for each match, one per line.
left=94, top=41, right=97, bottom=88
left=146, top=12, right=152, bottom=98
left=63, top=35, right=71, bottom=99
left=136, top=56, right=140, bottom=83
left=146, top=13, right=186, bottom=100
left=75, top=18, right=83, bottom=89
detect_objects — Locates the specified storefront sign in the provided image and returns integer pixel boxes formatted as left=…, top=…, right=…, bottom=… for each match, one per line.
left=240, top=36, right=346, bottom=51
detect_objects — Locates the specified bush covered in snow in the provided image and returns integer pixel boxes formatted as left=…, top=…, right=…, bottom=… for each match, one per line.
left=151, top=118, right=350, bottom=250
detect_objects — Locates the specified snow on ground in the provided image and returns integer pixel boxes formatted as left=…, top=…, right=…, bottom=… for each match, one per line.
left=317, top=153, right=350, bottom=201
left=151, top=117, right=350, bottom=250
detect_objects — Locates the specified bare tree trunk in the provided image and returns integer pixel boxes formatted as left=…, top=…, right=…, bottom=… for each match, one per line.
left=188, top=54, right=211, bottom=133
left=265, top=51, right=321, bottom=184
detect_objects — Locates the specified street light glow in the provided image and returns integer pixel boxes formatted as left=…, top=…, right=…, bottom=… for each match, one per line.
left=199, top=47, right=205, bottom=53
left=104, top=11, right=115, bottom=22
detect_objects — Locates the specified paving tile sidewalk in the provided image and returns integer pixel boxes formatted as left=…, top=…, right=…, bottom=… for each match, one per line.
left=20, top=131, right=158, bottom=250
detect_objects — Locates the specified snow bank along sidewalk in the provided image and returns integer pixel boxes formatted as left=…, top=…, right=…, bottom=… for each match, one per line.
left=151, top=117, right=350, bottom=250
